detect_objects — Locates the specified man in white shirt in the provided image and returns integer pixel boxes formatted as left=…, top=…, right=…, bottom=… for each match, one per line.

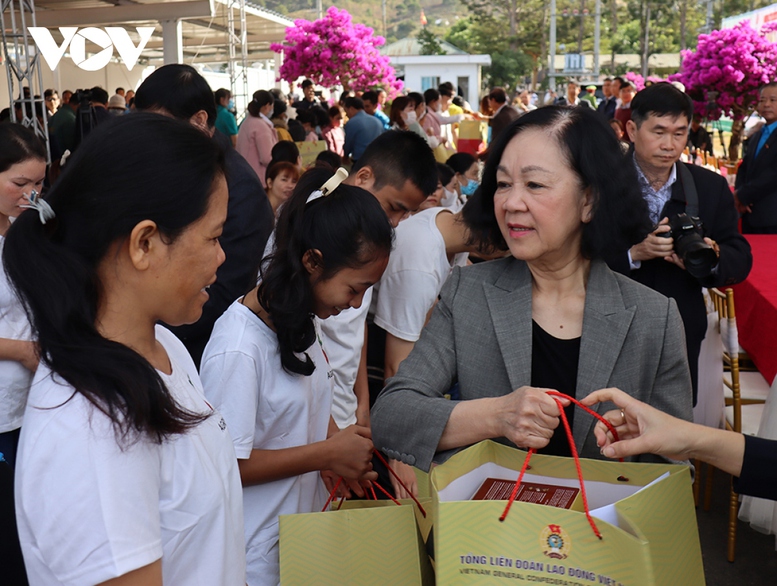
left=374, top=200, right=488, bottom=381
left=319, top=131, right=438, bottom=429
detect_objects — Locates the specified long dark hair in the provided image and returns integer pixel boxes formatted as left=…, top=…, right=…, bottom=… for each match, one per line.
left=0, top=124, right=47, bottom=172
left=247, top=90, right=273, bottom=118
left=3, top=114, right=226, bottom=443
left=258, top=168, right=393, bottom=376
left=465, top=106, right=651, bottom=257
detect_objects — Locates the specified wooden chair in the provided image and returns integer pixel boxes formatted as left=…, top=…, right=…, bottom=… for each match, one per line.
left=709, top=287, right=766, bottom=562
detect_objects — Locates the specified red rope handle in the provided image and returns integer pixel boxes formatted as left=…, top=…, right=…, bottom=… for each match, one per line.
left=498, top=447, right=536, bottom=522
left=321, top=477, right=343, bottom=512
left=369, top=483, right=378, bottom=501
left=499, top=391, right=626, bottom=539
left=373, top=449, right=427, bottom=518
left=372, top=480, right=403, bottom=505
left=545, top=390, right=622, bottom=448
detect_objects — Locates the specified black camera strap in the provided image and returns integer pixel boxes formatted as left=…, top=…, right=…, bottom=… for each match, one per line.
left=676, top=162, right=699, bottom=217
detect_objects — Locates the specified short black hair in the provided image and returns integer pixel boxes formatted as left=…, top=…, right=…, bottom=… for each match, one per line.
left=761, top=81, right=777, bottom=93
left=135, top=64, right=217, bottom=128
left=353, top=130, right=438, bottom=196
left=438, top=85, right=454, bottom=98
left=90, top=87, right=109, bottom=105
left=464, top=106, right=651, bottom=258
left=446, top=152, right=477, bottom=175
left=407, top=92, right=424, bottom=108
left=345, top=96, right=364, bottom=110
left=301, top=79, right=314, bottom=89
left=567, top=80, right=580, bottom=88
left=315, top=150, right=343, bottom=171
left=362, top=90, right=379, bottom=105
left=311, top=106, right=331, bottom=128
left=489, top=87, right=507, bottom=104
left=424, top=88, right=440, bottom=105
left=271, top=141, right=300, bottom=165
left=272, top=99, right=287, bottom=119
left=436, top=162, right=455, bottom=186
left=630, top=82, right=693, bottom=127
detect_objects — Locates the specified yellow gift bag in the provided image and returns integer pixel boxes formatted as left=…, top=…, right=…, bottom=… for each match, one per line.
left=295, top=140, right=327, bottom=168
left=279, top=494, right=433, bottom=585
left=430, top=393, right=704, bottom=586
left=280, top=458, right=434, bottom=585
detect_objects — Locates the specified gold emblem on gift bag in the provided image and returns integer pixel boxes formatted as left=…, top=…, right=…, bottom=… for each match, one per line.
left=540, top=524, right=571, bottom=559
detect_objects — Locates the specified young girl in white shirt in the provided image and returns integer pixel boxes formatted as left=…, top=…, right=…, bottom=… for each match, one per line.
left=201, top=166, right=393, bottom=586
left=5, top=114, right=246, bottom=586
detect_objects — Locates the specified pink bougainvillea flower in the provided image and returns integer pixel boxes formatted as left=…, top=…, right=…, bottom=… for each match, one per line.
left=271, top=6, right=403, bottom=96
left=670, top=22, right=777, bottom=121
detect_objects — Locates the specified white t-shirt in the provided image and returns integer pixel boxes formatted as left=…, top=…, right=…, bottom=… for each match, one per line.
left=261, top=230, right=367, bottom=428
left=200, top=301, right=332, bottom=586
left=317, top=288, right=371, bottom=428
left=0, top=235, right=34, bottom=433
left=15, top=325, right=245, bottom=586
left=374, top=208, right=457, bottom=342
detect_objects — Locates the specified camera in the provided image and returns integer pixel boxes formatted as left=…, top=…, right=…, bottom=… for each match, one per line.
left=658, top=213, right=718, bottom=278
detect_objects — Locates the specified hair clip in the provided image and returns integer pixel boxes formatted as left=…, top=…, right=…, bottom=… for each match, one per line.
left=20, top=190, right=56, bottom=224
left=59, top=149, right=71, bottom=167
left=306, top=167, right=349, bottom=204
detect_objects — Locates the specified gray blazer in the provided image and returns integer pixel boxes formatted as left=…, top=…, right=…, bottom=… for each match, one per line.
left=371, top=257, right=693, bottom=472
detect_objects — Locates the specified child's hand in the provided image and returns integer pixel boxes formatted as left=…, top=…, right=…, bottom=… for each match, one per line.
left=325, top=425, right=377, bottom=483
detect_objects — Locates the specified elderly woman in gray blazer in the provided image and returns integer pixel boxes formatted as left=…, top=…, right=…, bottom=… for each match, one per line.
left=371, top=106, right=694, bottom=472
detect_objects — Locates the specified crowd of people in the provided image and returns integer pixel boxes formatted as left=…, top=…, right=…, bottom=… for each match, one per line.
left=1, top=64, right=775, bottom=585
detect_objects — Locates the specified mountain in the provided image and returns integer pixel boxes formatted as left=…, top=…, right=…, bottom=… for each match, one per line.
left=253, top=0, right=465, bottom=45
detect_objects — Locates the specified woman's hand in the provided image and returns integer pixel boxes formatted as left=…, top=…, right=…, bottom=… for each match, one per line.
left=581, top=387, right=695, bottom=461
left=325, top=425, right=378, bottom=483
left=388, top=459, right=419, bottom=499
left=494, top=387, right=571, bottom=449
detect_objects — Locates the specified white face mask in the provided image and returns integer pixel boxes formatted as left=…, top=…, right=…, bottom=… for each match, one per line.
left=404, top=110, right=417, bottom=124
left=435, top=103, right=442, bottom=113
left=443, top=187, right=458, bottom=203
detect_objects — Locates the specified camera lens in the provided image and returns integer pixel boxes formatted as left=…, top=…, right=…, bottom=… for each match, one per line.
left=679, top=240, right=718, bottom=278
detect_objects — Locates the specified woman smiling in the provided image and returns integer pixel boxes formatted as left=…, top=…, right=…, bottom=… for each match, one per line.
left=372, top=106, right=694, bottom=469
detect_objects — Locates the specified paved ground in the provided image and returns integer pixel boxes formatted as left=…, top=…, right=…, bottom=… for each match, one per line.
left=697, top=463, right=777, bottom=585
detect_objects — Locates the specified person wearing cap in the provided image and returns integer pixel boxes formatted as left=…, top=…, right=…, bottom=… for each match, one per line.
left=107, top=94, right=126, bottom=116
left=581, top=85, right=598, bottom=109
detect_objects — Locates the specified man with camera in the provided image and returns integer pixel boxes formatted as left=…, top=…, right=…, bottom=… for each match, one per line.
left=609, top=83, right=752, bottom=405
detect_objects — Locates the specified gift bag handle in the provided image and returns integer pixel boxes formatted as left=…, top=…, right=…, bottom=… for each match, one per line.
left=499, top=391, right=622, bottom=540
left=321, top=450, right=427, bottom=517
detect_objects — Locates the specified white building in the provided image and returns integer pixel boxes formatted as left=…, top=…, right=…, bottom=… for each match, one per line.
left=382, top=38, right=491, bottom=108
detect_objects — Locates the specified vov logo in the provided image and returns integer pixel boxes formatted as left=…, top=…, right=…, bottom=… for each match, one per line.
left=28, top=27, right=154, bottom=71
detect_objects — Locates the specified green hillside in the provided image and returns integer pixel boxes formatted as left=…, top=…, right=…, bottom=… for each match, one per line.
left=254, top=0, right=463, bottom=45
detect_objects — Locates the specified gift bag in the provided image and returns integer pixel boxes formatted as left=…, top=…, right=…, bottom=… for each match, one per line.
left=433, top=143, right=456, bottom=164
left=430, top=440, right=704, bottom=585
left=279, top=495, right=434, bottom=585
left=295, top=140, right=327, bottom=168
left=457, top=120, right=486, bottom=156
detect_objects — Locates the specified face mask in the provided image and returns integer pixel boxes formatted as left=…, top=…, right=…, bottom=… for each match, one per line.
left=461, top=179, right=479, bottom=197
left=228, top=99, right=235, bottom=110
left=443, top=187, right=458, bottom=203
left=405, top=110, right=417, bottom=124
left=435, top=103, right=442, bottom=113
